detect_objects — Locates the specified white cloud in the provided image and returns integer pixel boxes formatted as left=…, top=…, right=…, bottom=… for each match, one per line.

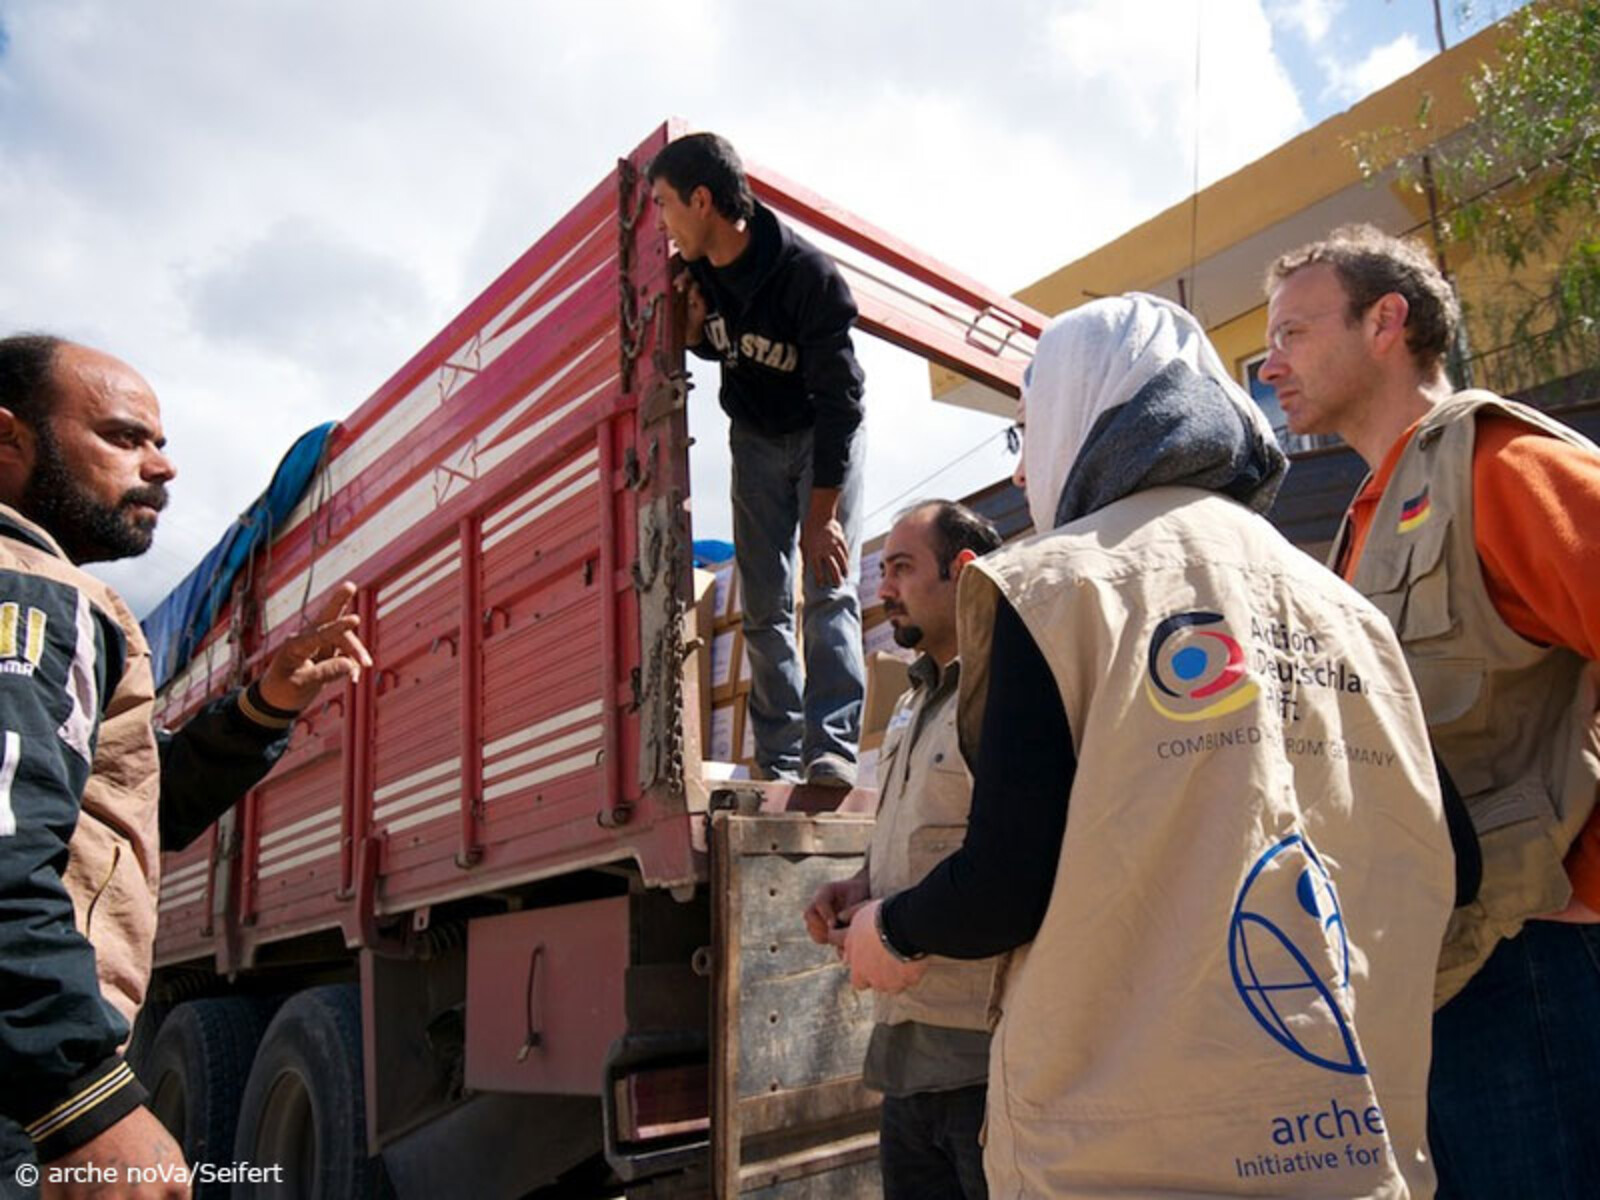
left=0, top=0, right=1316, bottom=613
left=1322, top=32, right=1430, bottom=104
left=1267, top=0, right=1342, bottom=44
left=1048, top=0, right=1307, bottom=197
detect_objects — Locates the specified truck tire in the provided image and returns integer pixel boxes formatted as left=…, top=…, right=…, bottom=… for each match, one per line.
left=125, top=992, right=173, bottom=1083
left=231, top=984, right=378, bottom=1199
left=142, top=996, right=277, bottom=1196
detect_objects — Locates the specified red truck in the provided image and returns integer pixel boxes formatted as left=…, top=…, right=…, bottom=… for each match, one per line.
left=130, top=121, right=1043, bottom=1199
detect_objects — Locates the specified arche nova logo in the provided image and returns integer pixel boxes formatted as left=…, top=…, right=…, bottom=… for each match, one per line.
left=1229, top=834, right=1363, bottom=1076
left=1145, top=611, right=1259, bottom=722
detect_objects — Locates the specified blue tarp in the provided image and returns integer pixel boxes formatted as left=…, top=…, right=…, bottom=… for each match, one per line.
left=142, top=422, right=338, bottom=691
left=692, top=538, right=735, bottom=567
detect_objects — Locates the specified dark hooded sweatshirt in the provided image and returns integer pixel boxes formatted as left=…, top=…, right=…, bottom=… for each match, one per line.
left=686, top=201, right=865, bottom=488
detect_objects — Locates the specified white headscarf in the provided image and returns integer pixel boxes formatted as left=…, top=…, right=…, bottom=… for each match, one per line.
left=1021, top=293, right=1283, bottom=533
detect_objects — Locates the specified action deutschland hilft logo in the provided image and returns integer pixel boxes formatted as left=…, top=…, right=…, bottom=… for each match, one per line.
left=1146, top=611, right=1260, bottom=722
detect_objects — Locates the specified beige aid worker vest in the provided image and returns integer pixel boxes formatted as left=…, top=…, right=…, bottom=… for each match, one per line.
left=867, top=665, right=993, bottom=1032
left=957, top=487, right=1454, bottom=1200
left=1332, top=391, right=1600, bottom=1008
left=0, top=505, right=162, bottom=1036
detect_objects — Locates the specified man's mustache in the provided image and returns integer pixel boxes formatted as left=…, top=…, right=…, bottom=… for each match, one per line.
left=120, top=484, right=169, bottom=512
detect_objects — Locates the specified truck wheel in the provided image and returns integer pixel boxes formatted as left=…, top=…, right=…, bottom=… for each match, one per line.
left=232, top=985, right=378, bottom=1199
left=125, top=992, right=173, bottom=1083
left=143, top=996, right=276, bottom=1195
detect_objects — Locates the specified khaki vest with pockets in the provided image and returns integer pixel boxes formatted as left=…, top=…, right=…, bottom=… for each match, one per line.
left=1333, top=392, right=1600, bottom=1007
left=869, top=672, right=994, bottom=1032
left=959, top=488, right=1453, bottom=1199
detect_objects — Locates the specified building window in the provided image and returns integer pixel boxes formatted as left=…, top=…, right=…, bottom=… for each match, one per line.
left=1240, top=351, right=1342, bottom=455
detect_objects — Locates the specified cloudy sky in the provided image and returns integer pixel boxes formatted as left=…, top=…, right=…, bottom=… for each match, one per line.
left=0, top=0, right=1512, bottom=615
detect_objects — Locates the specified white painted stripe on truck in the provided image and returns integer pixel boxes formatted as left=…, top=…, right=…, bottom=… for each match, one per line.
left=472, top=374, right=613, bottom=483
left=481, top=256, right=610, bottom=363
left=160, top=858, right=211, bottom=887
left=484, top=699, right=603, bottom=759
left=260, top=805, right=341, bottom=848
left=265, top=341, right=604, bottom=635
left=259, top=823, right=344, bottom=866
left=381, top=542, right=458, bottom=600
left=160, top=874, right=208, bottom=901
left=483, top=724, right=601, bottom=782
left=278, top=319, right=604, bottom=552
left=270, top=236, right=605, bottom=547
left=159, top=876, right=208, bottom=903
left=483, top=747, right=600, bottom=803
left=383, top=797, right=461, bottom=835
left=374, top=756, right=461, bottom=803
left=158, top=886, right=208, bottom=914
left=156, top=888, right=206, bottom=914
left=374, top=777, right=459, bottom=823
left=376, top=556, right=461, bottom=619
left=257, top=839, right=341, bottom=879
left=482, top=447, right=598, bottom=535
left=482, top=470, right=600, bottom=553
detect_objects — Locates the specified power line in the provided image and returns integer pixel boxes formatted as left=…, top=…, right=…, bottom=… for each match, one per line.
left=1184, top=0, right=1204, bottom=315
left=864, top=425, right=1015, bottom=524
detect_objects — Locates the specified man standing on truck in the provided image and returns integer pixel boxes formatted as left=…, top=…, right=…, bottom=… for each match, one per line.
left=1260, top=225, right=1600, bottom=1197
left=647, top=132, right=867, bottom=787
left=838, top=294, right=1455, bottom=1197
left=804, top=500, right=1001, bottom=1200
left=0, top=334, right=372, bottom=1196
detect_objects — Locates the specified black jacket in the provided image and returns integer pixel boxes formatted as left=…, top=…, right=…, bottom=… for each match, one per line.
left=687, top=201, right=866, bottom=488
left=0, top=513, right=290, bottom=1160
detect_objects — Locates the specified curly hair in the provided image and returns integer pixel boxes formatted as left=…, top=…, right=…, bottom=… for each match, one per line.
left=1267, top=224, right=1459, bottom=372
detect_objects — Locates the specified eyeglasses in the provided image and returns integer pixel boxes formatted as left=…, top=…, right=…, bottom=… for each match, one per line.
left=1266, top=306, right=1354, bottom=355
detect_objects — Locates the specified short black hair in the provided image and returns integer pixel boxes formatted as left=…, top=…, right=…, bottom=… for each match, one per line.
left=646, top=132, right=756, bottom=223
left=0, top=333, right=64, bottom=427
left=897, top=500, right=1003, bottom=578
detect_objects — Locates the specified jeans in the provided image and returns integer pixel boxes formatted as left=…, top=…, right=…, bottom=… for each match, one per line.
left=879, top=1085, right=989, bottom=1200
left=729, top=421, right=864, bottom=778
left=1429, top=920, right=1600, bottom=1199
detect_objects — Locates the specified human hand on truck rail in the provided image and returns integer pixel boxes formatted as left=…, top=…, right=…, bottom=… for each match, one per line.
left=671, top=261, right=707, bottom=348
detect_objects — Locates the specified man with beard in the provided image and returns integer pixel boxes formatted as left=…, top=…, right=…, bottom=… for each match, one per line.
left=0, top=335, right=371, bottom=1196
left=837, top=296, right=1454, bottom=1197
left=803, top=500, right=1001, bottom=1200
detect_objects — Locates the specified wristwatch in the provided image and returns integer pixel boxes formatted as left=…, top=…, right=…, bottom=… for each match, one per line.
left=875, top=901, right=926, bottom=963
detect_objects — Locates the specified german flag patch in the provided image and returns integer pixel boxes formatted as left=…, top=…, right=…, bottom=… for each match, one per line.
left=1397, top=486, right=1432, bottom=533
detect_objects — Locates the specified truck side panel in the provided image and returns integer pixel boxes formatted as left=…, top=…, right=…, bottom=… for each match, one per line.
left=152, top=124, right=695, bottom=969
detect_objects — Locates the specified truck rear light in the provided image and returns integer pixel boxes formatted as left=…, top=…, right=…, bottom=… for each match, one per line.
left=613, top=1062, right=709, bottom=1143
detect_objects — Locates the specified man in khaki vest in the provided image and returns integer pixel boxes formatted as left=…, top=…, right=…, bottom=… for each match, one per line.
left=1262, top=224, right=1600, bottom=1198
left=841, top=293, right=1455, bottom=1197
left=0, top=335, right=371, bottom=1197
left=804, top=499, right=1003, bottom=1200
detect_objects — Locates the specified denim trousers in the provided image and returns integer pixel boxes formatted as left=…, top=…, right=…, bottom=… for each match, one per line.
left=729, top=421, right=864, bottom=778
left=1429, top=920, right=1600, bottom=1199
left=879, top=1085, right=990, bottom=1200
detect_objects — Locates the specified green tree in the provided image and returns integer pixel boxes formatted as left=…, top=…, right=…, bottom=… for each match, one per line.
left=1361, top=1, right=1599, bottom=392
